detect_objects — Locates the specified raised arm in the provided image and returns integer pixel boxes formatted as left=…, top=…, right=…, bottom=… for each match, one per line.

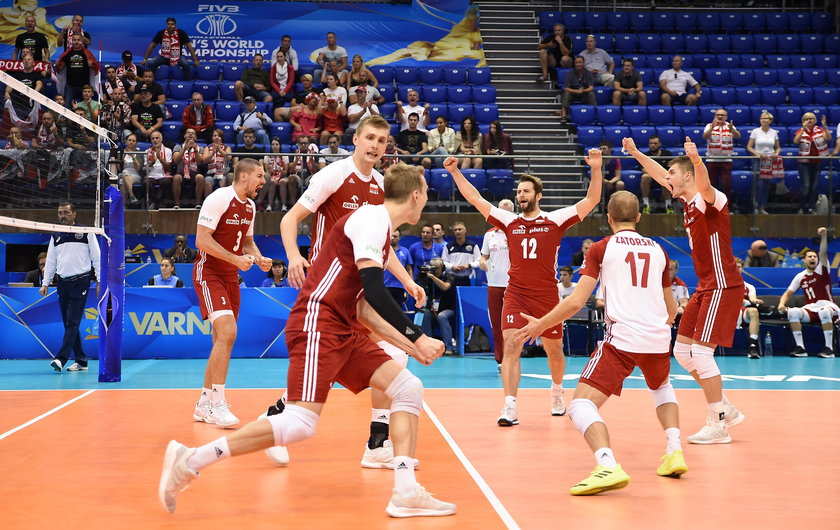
left=443, top=156, right=493, bottom=218
left=818, top=226, right=828, bottom=265
left=684, top=136, right=715, bottom=204
left=622, top=137, right=669, bottom=188
left=576, top=148, right=603, bottom=218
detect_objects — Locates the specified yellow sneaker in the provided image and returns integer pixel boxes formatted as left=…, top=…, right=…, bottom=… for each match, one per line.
left=569, top=465, right=631, bottom=496
left=657, top=449, right=688, bottom=477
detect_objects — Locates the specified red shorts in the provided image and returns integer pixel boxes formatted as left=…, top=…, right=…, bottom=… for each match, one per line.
left=286, top=330, right=393, bottom=403
left=677, top=287, right=742, bottom=347
left=502, top=288, right=564, bottom=337
left=579, top=341, right=671, bottom=397
left=194, top=277, right=241, bottom=320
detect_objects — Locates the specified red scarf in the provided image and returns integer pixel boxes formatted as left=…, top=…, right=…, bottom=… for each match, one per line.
left=209, top=143, right=227, bottom=175
left=758, top=156, right=784, bottom=179
left=182, top=146, right=198, bottom=179
left=707, top=123, right=734, bottom=155
left=266, top=154, right=286, bottom=182
left=798, top=125, right=829, bottom=162
left=161, top=30, right=181, bottom=66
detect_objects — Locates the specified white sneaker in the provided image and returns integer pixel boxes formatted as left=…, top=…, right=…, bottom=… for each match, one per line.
left=386, top=484, right=456, bottom=518
left=551, top=389, right=566, bottom=416
left=497, top=404, right=519, bottom=426
left=257, top=412, right=290, bottom=466
left=207, top=401, right=239, bottom=428
left=50, top=359, right=63, bottom=372
left=687, top=414, right=732, bottom=445
left=192, top=401, right=211, bottom=422
left=725, top=405, right=745, bottom=429
left=66, top=363, right=88, bottom=371
left=158, top=440, right=198, bottom=514
left=362, top=439, right=394, bottom=469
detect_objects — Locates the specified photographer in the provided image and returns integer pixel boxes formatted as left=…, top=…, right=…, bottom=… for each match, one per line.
left=417, top=258, right=457, bottom=355
left=558, top=56, right=595, bottom=123
left=163, top=234, right=197, bottom=264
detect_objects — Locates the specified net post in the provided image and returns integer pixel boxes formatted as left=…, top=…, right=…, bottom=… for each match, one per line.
left=98, top=185, right=124, bottom=382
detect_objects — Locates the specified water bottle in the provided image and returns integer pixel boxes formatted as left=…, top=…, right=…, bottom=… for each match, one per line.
left=781, top=250, right=791, bottom=268
left=146, top=255, right=152, bottom=264
left=763, top=332, right=773, bottom=357
left=413, top=311, right=424, bottom=326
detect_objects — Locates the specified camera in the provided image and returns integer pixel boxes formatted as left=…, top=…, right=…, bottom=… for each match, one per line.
left=418, top=265, right=432, bottom=277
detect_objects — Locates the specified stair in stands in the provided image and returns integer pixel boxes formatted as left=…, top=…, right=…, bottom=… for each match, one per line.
left=477, top=0, right=586, bottom=208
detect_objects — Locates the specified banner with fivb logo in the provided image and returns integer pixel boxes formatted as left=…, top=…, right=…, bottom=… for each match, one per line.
left=0, top=0, right=483, bottom=66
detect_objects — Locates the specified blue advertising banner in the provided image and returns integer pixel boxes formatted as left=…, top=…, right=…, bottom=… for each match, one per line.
left=0, top=0, right=482, bottom=66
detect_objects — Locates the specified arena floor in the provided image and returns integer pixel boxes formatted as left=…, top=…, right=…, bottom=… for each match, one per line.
left=2, top=356, right=839, bottom=529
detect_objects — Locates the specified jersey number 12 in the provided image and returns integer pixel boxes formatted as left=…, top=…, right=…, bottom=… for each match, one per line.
left=521, top=238, right=537, bottom=259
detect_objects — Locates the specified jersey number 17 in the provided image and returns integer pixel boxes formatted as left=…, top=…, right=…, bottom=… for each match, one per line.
left=625, top=251, right=651, bottom=288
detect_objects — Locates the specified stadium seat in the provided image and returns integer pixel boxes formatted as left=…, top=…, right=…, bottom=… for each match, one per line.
left=716, top=55, right=740, bottom=69
left=809, top=106, right=828, bottom=125
left=596, top=106, right=622, bottom=125
left=154, top=65, right=172, bottom=80
left=731, top=147, right=750, bottom=170
left=630, top=12, right=652, bottom=32
left=637, top=34, right=661, bottom=54
left=461, top=169, right=486, bottom=193
left=487, top=172, right=516, bottom=200
left=427, top=104, right=448, bottom=121
left=813, top=11, right=833, bottom=32
left=729, top=69, right=753, bottom=87
left=468, top=68, right=491, bottom=85
left=270, top=122, right=292, bottom=143
left=215, top=101, right=241, bottom=121
left=650, top=12, right=674, bottom=32
left=827, top=69, right=840, bottom=86
left=801, top=69, right=827, bottom=87
left=749, top=105, right=776, bottom=124
left=753, top=69, right=779, bottom=86
left=421, top=85, right=446, bottom=104
left=447, top=104, right=473, bottom=125
left=613, top=33, right=637, bottom=54
left=673, top=106, right=699, bottom=126
left=629, top=125, right=656, bottom=145
left=418, top=67, right=443, bottom=85
left=571, top=34, right=587, bottom=53
left=378, top=85, right=395, bottom=102
left=684, top=35, right=707, bottom=54
left=781, top=148, right=800, bottom=170
left=298, top=64, right=317, bottom=77
left=800, top=34, right=824, bottom=55
left=584, top=11, right=607, bottom=33
left=389, top=123, right=400, bottom=137
left=765, top=55, right=790, bottom=69
left=218, top=81, right=236, bottom=100
left=162, top=121, right=180, bottom=145
left=698, top=105, right=717, bottom=122
left=378, top=102, right=396, bottom=121
left=636, top=68, right=654, bottom=86
left=645, top=87, right=661, bottom=105
left=371, top=66, right=394, bottom=84
left=776, top=34, right=800, bottom=54
left=660, top=34, right=684, bottom=55
left=196, top=63, right=221, bottom=81
left=704, top=69, right=729, bottom=86
left=443, top=67, right=468, bottom=85
left=777, top=70, right=803, bottom=87
left=595, top=35, right=613, bottom=51
left=648, top=106, right=673, bottom=126
left=692, top=54, right=716, bottom=70
left=730, top=35, right=752, bottom=54
left=775, top=106, right=802, bottom=126
left=167, top=82, right=193, bottom=100
left=775, top=125, right=789, bottom=146
left=570, top=105, right=596, bottom=125
left=563, top=11, right=584, bottom=30
left=446, top=86, right=471, bottom=104
left=216, top=121, right=236, bottom=143
left=736, top=87, right=761, bottom=106
left=656, top=126, right=682, bottom=148
left=166, top=100, right=188, bottom=120
left=606, top=12, right=631, bottom=33
left=728, top=105, right=750, bottom=126
left=622, top=106, right=648, bottom=126
left=815, top=171, right=833, bottom=194
left=707, top=35, right=730, bottom=54
left=396, top=85, right=419, bottom=102
left=742, top=12, right=766, bottom=32
left=673, top=12, right=697, bottom=33
left=709, top=87, right=737, bottom=106
left=830, top=106, right=840, bottom=125
left=697, top=12, right=720, bottom=32
left=784, top=171, right=800, bottom=189
left=813, top=87, right=838, bottom=106
left=730, top=171, right=752, bottom=193
left=683, top=125, right=704, bottom=145
left=474, top=104, right=499, bottom=124
left=621, top=171, right=642, bottom=194
left=603, top=126, right=630, bottom=147
left=472, top=85, right=496, bottom=104
left=429, top=169, right=453, bottom=199
left=789, top=55, right=815, bottom=69
left=394, top=67, right=419, bottom=85
left=825, top=35, right=840, bottom=55
left=788, top=88, right=814, bottom=106
left=577, top=126, right=604, bottom=146
left=222, top=64, right=246, bottom=82
left=646, top=54, right=670, bottom=69
left=814, top=55, right=838, bottom=69
left=765, top=13, right=786, bottom=32
left=539, top=12, right=561, bottom=32
left=739, top=55, right=764, bottom=69
left=788, top=12, right=811, bottom=33
left=594, top=86, right=611, bottom=106
left=193, top=81, right=218, bottom=101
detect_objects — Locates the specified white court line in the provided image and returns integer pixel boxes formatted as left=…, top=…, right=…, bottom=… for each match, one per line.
left=422, top=401, right=520, bottom=530
left=0, top=389, right=96, bottom=441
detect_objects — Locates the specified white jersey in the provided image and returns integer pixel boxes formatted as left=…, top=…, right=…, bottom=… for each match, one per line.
left=480, top=228, right=510, bottom=287
left=580, top=230, right=672, bottom=353
left=559, top=282, right=577, bottom=299
left=399, top=104, right=429, bottom=132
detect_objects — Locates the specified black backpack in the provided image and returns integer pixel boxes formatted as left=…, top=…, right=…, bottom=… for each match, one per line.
left=464, top=324, right=491, bottom=353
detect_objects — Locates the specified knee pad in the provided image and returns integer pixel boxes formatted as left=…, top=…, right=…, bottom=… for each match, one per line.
left=691, top=344, right=721, bottom=379
left=266, top=404, right=319, bottom=447
left=568, top=398, right=604, bottom=436
left=674, top=342, right=695, bottom=373
left=385, top=370, right=423, bottom=416
left=817, top=306, right=834, bottom=325
left=650, top=383, right=678, bottom=408
left=377, top=340, right=409, bottom=369
left=787, top=307, right=805, bottom=323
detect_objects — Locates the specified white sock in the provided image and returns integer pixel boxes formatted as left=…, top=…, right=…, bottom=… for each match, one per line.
left=664, top=199, right=672, bottom=208
left=393, top=456, right=417, bottom=497
left=505, top=395, right=516, bottom=407
left=665, top=427, right=682, bottom=453
left=198, top=388, right=211, bottom=405
left=551, top=382, right=563, bottom=394
left=643, top=197, right=650, bottom=206
left=211, top=384, right=226, bottom=404
left=186, top=436, right=230, bottom=473
left=721, top=392, right=731, bottom=406
left=594, top=447, right=617, bottom=468
left=372, top=408, right=390, bottom=424
left=793, top=330, right=804, bottom=348
left=824, top=330, right=833, bottom=349
left=749, top=334, right=758, bottom=341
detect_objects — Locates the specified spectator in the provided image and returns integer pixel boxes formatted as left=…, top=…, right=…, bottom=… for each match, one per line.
left=133, top=69, right=166, bottom=111
left=75, top=84, right=99, bottom=122
left=833, top=120, right=840, bottom=157
left=571, top=238, right=593, bottom=267
left=141, top=17, right=200, bottom=81
left=346, top=54, right=379, bottom=91
left=396, top=89, right=430, bottom=132
left=321, top=73, right=347, bottom=107
left=24, top=251, right=47, bottom=286
left=200, top=128, right=232, bottom=192
left=119, top=134, right=142, bottom=207
left=703, top=108, right=741, bottom=203
left=348, top=69, right=382, bottom=106
left=346, top=86, right=380, bottom=134
left=319, top=57, right=347, bottom=87
left=4, top=125, right=28, bottom=149
left=557, top=265, right=576, bottom=298
left=442, top=220, right=481, bottom=287
left=424, top=115, right=459, bottom=169
left=598, top=140, right=623, bottom=201
left=65, top=107, right=95, bottom=153
left=669, top=259, right=690, bottom=324
left=101, top=67, right=123, bottom=102
left=659, top=55, right=700, bottom=106
left=99, top=87, right=132, bottom=142
left=456, top=116, right=483, bottom=169
left=172, top=127, right=204, bottom=208
left=31, top=111, right=62, bottom=188
left=5, top=52, right=42, bottom=124
left=408, top=224, right=444, bottom=278
left=377, top=134, right=398, bottom=173
left=746, top=111, right=782, bottom=215
left=558, top=56, right=595, bottom=123
left=318, top=133, right=348, bottom=169
left=270, top=35, right=299, bottom=73
left=579, top=34, right=614, bottom=87
left=144, top=130, right=174, bottom=210
left=611, top=58, right=646, bottom=106
left=537, top=23, right=572, bottom=83
left=417, top=257, right=457, bottom=355
left=181, top=92, right=214, bottom=144
left=745, top=240, right=780, bottom=267
left=130, top=86, right=163, bottom=141
left=733, top=258, right=763, bottom=359
left=234, top=96, right=272, bottom=145
left=319, top=95, right=345, bottom=145
left=146, top=257, right=183, bottom=287
left=383, top=228, right=413, bottom=308
left=290, top=74, right=317, bottom=112
left=483, top=120, right=514, bottom=170
left=314, top=31, right=348, bottom=81
left=793, top=113, right=832, bottom=214
left=258, top=137, right=288, bottom=211
left=234, top=128, right=266, bottom=166
left=290, top=92, right=321, bottom=143
left=480, top=198, right=515, bottom=369
left=235, top=54, right=272, bottom=103
left=395, top=112, right=429, bottom=167
left=55, top=34, right=97, bottom=108
left=270, top=49, right=296, bottom=122
left=432, top=223, right=446, bottom=245
left=261, top=259, right=290, bottom=287
left=116, top=51, right=139, bottom=95
left=287, top=134, right=318, bottom=188
left=56, top=14, right=90, bottom=51
left=14, top=13, right=49, bottom=61
left=639, top=134, right=674, bottom=214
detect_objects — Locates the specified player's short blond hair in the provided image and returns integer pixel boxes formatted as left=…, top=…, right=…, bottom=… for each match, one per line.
left=356, top=115, right=390, bottom=137
left=518, top=174, right=542, bottom=195
left=668, top=155, right=694, bottom=175
left=233, top=158, right=262, bottom=181
left=607, top=190, right=639, bottom=223
left=385, top=162, right=425, bottom=202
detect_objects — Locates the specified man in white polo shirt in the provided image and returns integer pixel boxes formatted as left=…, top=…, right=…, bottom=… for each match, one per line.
left=659, top=55, right=701, bottom=106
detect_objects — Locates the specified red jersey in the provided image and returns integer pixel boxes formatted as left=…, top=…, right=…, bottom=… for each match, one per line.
left=194, top=186, right=255, bottom=282
left=681, top=189, right=743, bottom=291
left=786, top=261, right=833, bottom=304
left=286, top=205, right=392, bottom=334
left=487, top=205, right=580, bottom=294
left=297, top=156, right=384, bottom=263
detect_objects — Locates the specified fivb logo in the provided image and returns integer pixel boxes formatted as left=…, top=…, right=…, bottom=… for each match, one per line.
left=195, top=5, right=240, bottom=37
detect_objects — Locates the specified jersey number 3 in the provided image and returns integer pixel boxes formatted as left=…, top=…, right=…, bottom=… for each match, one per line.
left=233, top=230, right=243, bottom=252
left=521, top=238, right=537, bottom=259
left=625, top=251, right=651, bottom=288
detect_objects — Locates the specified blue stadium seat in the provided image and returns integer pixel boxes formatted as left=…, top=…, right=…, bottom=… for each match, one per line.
left=729, top=69, right=754, bottom=87
left=563, top=11, right=584, bottom=30
left=216, top=121, right=236, bottom=143
left=603, top=126, right=630, bottom=147
left=788, top=12, right=811, bottom=33
left=765, top=55, right=790, bottom=69
left=584, top=11, right=607, bottom=33
left=378, top=85, right=395, bottom=102
left=428, top=104, right=448, bottom=121
left=730, top=171, right=752, bottom=193
left=462, top=169, right=486, bottom=193
left=660, top=34, right=684, bottom=55
left=801, top=69, right=827, bottom=86
left=298, top=64, right=316, bottom=77
left=650, top=12, right=674, bottom=32
left=571, top=34, right=587, bottom=53
left=421, top=85, right=446, bottom=104
left=270, top=122, right=292, bottom=143
left=788, top=88, right=814, bottom=106
left=446, top=86, right=472, bottom=104
left=645, top=87, right=661, bottom=105
left=813, top=12, right=833, bottom=32
left=709, top=87, right=737, bottom=106
left=630, top=12, right=652, bottom=32
left=684, top=35, right=707, bottom=54
left=596, top=106, right=622, bottom=125
left=704, top=69, right=729, bottom=86
left=648, top=106, right=673, bottom=126
left=754, top=69, right=779, bottom=87
left=736, top=87, right=761, bottom=106
left=645, top=54, right=670, bottom=69
left=629, top=126, right=656, bottom=145
left=825, top=35, right=840, bottom=55
left=776, top=34, right=800, bottom=53
left=371, top=66, right=394, bottom=84
left=739, top=55, right=764, bottom=69
left=570, top=106, right=596, bottom=125
left=814, top=55, right=838, bottom=69
left=378, top=102, right=396, bottom=121
left=193, top=81, right=218, bottom=101
left=162, top=121, right=180, bottom=145
left=577, top=126, right=604, bottom=146
left=637, top=34, right=661, bottom=54
left=673, top=12, right=697, bottom=33
left=656, top=126, right=682, bottom=148
left=775, top=106, right=802, bottom=126
left=777, top=69, right=803, bottom=87
left=765, top=13, right=786, bottom=32
left=594, top=86, right=611, bottom=106
left=487, top=172, right=515, bottom=200
left=215, top=101, right=241, bottom=121
left=468, top=68, right=491, bottom=85
left=800, top=34, right=824, bottom=55
left=394, top=67, right=419, bottom=85
left=396, top=85, right=419, bottom=102
left=196, top=63, right=221, bottom=81
left=707, top=35, right=730, bottom=54
left=813, top=87, right=838, bottom=106
left=622, top=106, right=648, bottom=126
left=474, top=104, right=499, bottom=124
left=418, top=67, right=443, bottom=85
left=730, top=35, right=753, bottom=54
left=621, top=171, right=642, bottom=194
left=429, top=169, right=453, bottom=199
left=624, top=54, right=645, bottom=67
left=697, top=12, right=720, bottom=32
left=472, top=85, right=496, bottom=104
left=775, top=124, right=789, bottom=146
left=606, top=12, right=631, bottom=33
left=673, top=106, right=699, bottom=126
left=827, top=69, right=840, bottom=86
left=783, top=171, right=800, bottom=191
left=222, top=64, right=246, bottom=82
left=742, top=13, right=766, bottom=32
left=447, top=104, right=473, bottom=124
left=752, top=34, right=776, bottom=55
left=636, top=68, right=654, bottom=86
left=789, top=55, right=815, bottom=69
left=539, top=12, right=562, bottom=32
left=815, top=171, right=833, bottom=194
left=166, top=100, right=188, bottom=120
left=830, top=106, right=840, bottom=125
left=168, top=82, right=193, bottom=100
left=683, top=125, right=704, bottom=145
left=692, top=54, right=717, bottom=70
left=728, top=106, right=750, bottom=128
left=613, top=34, right=637, bottom=54
left=443, top=67, right=468, bottom=85
left=154, top=65, right=172, bottom=80
left=218, top=81, right=236, bottom=100
left=716, top=55, right=740, bottom=69
left=809, top=106, right=828, bottom=125
left=786, top=126, right=803, bottom=147
left=170, top=65, right=196, bottom=81
left=698, top=105, right=717, bottom=122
